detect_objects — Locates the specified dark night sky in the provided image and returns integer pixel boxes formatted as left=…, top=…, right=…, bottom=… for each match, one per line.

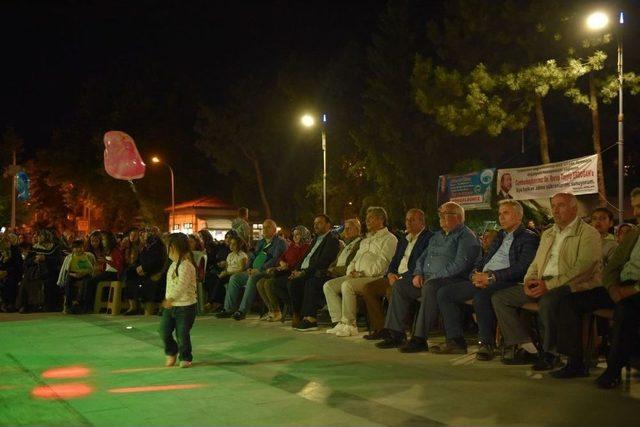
left=0, top=0, right=386, bottom=152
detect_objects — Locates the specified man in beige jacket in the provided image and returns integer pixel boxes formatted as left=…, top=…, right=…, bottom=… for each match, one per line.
left=492, top=193, right=602, bottom=371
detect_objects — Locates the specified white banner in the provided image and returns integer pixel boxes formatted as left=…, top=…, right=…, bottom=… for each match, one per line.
left=496, top=154, right=598, bottom=201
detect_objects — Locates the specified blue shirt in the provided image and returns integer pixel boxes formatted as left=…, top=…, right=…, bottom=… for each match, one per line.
left=413, top=224, right=481, bottom=280
left=300, top=232, right=328, bottom=270
left=483, top=231, right=514, bottom=272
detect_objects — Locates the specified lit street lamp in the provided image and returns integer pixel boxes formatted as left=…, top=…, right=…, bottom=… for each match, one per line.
left=586, top=10, right=625, bottom=224
left=300, top=113, right=328, bottom=214
left=151, top=156, right=176, bottom=232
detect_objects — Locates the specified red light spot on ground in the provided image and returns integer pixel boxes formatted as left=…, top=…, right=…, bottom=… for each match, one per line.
left=42, top=366, right=91, bottom=379
left=109, top=384, right=205, bottom=394
left=31, top=383, right=93, bottom=399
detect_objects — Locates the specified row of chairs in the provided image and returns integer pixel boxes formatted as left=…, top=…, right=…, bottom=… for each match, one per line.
left=93, top=281, right=125, bottom=314
left=93, top=279, right=208, bottom=315
left=93, top=253, right=210, bottom=316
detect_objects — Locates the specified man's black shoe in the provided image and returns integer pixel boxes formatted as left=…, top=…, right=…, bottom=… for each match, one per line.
left=215, top=310, right=233, bottom=318
left=294, top=319, right=318, bottom=331
left=431, top=340, right=467, bottom=355
left=363, top=329, right=389, bottom=341
left=532, top=352, right=562, bottom=371
left=375, top=335, right=406, bottom=349
left=232, top=311, right=246, bottom=321
left=550, top=363, right=590, bottom=379
left=399, top=337, right=428, bottom=353
left=501, top=346, right=539, bottom=365
left=476, top=343, right=495, bottom=361
left=595, top=370, right=622, bottom=389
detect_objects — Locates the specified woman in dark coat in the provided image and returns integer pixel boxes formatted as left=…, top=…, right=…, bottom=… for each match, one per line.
left=0, top=234, right=23, bottom=312
left=16, top=229, right=62, bottom=313
left=123, top=229, right=167, bottom=315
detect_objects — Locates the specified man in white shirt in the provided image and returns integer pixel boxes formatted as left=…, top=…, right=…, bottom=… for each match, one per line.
left=323, top=207, right=398, bottom=337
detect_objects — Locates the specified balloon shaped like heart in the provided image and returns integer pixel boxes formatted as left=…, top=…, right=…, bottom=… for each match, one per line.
left=103, top=131, right=145, bottom=180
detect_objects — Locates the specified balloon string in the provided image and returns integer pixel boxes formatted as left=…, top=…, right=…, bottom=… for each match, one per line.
left=128, top=180, right=138, bottom=194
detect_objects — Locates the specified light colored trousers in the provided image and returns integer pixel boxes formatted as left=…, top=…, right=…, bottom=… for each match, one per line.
left=323, top=275, right=381, bottom=325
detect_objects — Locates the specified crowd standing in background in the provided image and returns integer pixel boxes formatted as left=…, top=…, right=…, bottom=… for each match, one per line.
left=1, top=198, right=639, bottom=383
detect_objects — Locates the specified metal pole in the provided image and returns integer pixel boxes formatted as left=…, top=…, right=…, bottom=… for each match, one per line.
left=617, top=12, right=624, bottom=224
left=169, top=164, right=175, bottom=232
left=322, top=130, right=327, bottom=215
left=10, top=150, right=16, bottom=229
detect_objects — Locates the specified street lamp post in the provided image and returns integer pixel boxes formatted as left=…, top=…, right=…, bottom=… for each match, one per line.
left=151, top=156, right=176, bottom=232
left=587, top=10, right=625, bottom=224
left=10, top=150, right=16, bottom=229
left=301, top=113, right=328, bottom=214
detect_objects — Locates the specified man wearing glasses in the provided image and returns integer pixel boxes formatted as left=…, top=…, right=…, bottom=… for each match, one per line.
left=376, top=202, right=481, bottom=352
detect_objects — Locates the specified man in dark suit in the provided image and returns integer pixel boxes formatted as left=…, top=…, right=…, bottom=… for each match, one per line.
left=433, top=200, right=539, bottom=359
left=284, top=214, right=341, bottom=330
left=360, top=209, right=432, bottom=340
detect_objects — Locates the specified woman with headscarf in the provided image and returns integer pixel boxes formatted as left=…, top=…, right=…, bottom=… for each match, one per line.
left=16, top=229, right=62, bottom=313
left=256, top=225, right=311, bottom=321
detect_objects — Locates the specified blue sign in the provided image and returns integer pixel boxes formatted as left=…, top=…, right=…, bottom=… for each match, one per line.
left=437, top=168, right=495, bottom=210
left=16, top=171, right=29, bottom=201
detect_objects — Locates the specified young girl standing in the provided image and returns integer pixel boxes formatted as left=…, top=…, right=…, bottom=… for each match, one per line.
left=160, top=233, right=197, bottom=368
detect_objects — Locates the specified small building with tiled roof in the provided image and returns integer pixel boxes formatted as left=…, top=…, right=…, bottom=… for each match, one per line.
left=164, top=196, right=237, bottom=239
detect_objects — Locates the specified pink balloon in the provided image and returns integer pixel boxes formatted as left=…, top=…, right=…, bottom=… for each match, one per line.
left=103, top=131, right=146, bottom=180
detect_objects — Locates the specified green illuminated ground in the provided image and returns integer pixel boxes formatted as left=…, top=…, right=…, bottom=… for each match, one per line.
left=1, top=312, right=638, bottom=426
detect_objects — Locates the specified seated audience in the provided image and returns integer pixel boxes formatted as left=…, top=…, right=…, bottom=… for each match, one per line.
left=615, top=223, right=635, bottom=245
left=480, top=229, right=499, bottom=254
left=594, top=188, right=640, bottom=388
left=16, top=229, right=62, bottom=313
left=58, top=239, right=95, bottom=314
left=204, top=235, right=247, bottom=315
left=0, top=233, right=23, bottom=312
left=203, top=231, right=235, bottom=311
left=590, top=207, right=618, bottom=266
left=376, top=202, right=480, bottom=352
left=217, top=219, right=287, bottom=320
left=434, top=200, right=539, bottom=358
left=256, top=225, right=311, bottom=321
left=232, top=207, right=252, bottom=250
left=84, top=231, right=124, bottom=312
left=326, top=219, right=362, bottom=279
left=550, top=205, right=631, bottom=379
left=279, top=215, right=340, bottom=329
left=324, top=207, right=398, bottom=337
left=121, top=227, right=142, bottom=268
left=123, top=228, right=168, bottom=315
left=86, top=230, right=106, bottom=274
left=492, top=193, right=602, bottom=371
left=188, top=234, right=206, bottom=282
left=359, top=209, right=432, bottom=340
